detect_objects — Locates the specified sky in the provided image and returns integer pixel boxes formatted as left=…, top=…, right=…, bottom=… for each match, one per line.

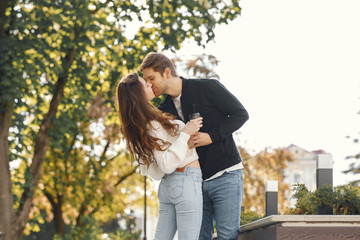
left=165, top=0, right=360, bottom=186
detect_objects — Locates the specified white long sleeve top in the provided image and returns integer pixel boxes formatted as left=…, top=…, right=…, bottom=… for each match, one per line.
left=139, top=120, right=199, bottom=180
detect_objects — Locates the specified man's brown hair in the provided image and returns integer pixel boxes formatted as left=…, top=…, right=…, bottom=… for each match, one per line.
left=140, top=52, right=177, bottom=76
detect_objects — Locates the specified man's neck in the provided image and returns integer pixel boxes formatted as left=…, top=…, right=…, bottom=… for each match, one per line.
left=166, top=76, right=182, bottom=98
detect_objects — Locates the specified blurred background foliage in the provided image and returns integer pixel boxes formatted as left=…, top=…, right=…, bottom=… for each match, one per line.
left=240, top=147, right=294, bottom=214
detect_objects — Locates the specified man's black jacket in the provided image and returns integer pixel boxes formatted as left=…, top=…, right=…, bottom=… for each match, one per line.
left=159, top=77, right=249, bottom=180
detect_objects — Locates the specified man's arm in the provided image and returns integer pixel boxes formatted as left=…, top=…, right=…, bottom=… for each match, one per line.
left=205, top=79, right=249, bottom=143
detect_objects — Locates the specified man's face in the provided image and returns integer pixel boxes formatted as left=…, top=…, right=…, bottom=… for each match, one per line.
left=142, top=67, right=168, bottom=97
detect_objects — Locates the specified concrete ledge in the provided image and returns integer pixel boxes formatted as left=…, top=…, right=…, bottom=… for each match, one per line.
left=238, top=215, right=360, bottom=240
left=241, top=215, right=360, bottom=232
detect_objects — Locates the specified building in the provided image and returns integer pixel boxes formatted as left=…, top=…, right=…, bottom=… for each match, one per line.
left=284, top=144, right=327, bottom=206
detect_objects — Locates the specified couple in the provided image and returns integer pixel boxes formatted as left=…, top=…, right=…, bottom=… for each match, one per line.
left=116, top=52, right=249, bottom=240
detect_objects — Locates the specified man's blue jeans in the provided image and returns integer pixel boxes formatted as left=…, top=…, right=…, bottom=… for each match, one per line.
left=199, top=169, right=243, bottom=240
left=154, top=167, right=203, bottom=240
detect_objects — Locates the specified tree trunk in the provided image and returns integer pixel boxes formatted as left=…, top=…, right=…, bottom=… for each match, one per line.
left=76, top=204, right=87, bottom=228
left=0, top=109, right=16, bottom=240
left=0, top=4, right=17, bottom=238
left=44, top=191, right=64, bottom=236
left=0, top=0, right=6, bottom=38
left=54, top=197, right=64, bottom=236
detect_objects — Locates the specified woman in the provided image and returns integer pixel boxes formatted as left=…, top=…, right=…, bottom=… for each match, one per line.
left=116, top=73, right=203, bottom=240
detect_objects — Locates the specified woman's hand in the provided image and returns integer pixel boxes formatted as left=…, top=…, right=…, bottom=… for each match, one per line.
left=182, top=117, right=203, bottom=136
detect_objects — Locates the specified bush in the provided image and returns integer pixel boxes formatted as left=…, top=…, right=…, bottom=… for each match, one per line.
left=289, top=183, right=360, bottom=215
left=333, top=184, right=360, bottom=214
left=240, top=211, right=264, bottom=225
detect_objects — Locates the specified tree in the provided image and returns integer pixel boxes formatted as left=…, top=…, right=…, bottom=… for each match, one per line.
left=0, top=1, right=242, bottom=239
left=343, top=113, right=360, bottom=186
left=240, top=147, right=294, bottom=214
left=173, top=53, right=220, bottom=79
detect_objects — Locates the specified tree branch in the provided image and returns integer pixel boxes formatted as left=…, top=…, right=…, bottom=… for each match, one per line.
left=99, top=139, right=110, bottom=165
left=64, top=131, right=79, bottom=186
left=43, top=190, right=56, bottom=209
left=114, top=167, right=138, bottom=187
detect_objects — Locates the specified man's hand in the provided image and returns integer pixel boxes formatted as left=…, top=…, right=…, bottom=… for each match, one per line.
left=188, top=132, right=212, bottom=149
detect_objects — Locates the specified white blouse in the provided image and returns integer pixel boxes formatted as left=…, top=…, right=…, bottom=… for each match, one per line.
left=140, top=120, right=199, bottom=180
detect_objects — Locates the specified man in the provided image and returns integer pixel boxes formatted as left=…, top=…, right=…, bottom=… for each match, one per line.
left=140, top=52, right=249, bottom=240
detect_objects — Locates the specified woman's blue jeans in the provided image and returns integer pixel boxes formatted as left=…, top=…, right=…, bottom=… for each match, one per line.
left=154, top=167, right=203, bottom=240
left=199, top=169, right=244, bottom=240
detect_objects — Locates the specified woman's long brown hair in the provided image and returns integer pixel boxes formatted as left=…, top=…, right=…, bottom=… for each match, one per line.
left=116, top=73, right=179, bottom=166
